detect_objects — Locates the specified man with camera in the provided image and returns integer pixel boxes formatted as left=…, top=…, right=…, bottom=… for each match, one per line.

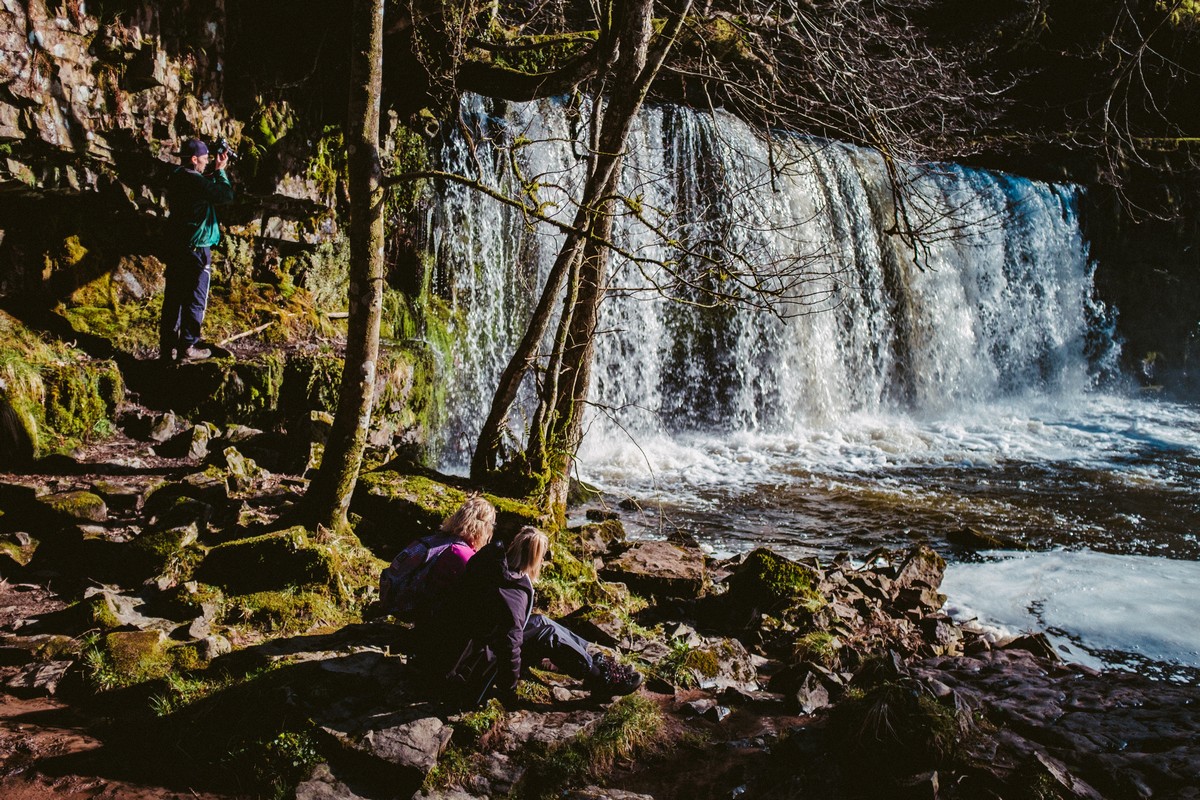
left=160, top=137, right=236, bottom=363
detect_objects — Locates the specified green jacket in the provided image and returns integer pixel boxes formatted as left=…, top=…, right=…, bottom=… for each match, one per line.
left=167, top=167, right=235, bottom=249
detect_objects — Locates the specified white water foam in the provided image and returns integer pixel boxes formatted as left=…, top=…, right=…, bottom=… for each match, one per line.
left=942, top=550, right=1200, bottom=674
left=576, top=393, right=1200, bottom=502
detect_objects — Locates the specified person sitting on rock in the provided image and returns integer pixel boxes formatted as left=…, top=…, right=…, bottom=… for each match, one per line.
left=425, top=526, right=642, bottom=706
left=378, top=495, right=496, bottom=622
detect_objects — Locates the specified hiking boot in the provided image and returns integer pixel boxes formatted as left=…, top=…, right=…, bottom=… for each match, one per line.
left=588, top=653, right=643, bottom=697
left=179, top=344, right=212, bottom=361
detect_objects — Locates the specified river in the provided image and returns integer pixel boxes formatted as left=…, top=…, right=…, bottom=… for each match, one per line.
left=426, top=96, right=1200, bottom=683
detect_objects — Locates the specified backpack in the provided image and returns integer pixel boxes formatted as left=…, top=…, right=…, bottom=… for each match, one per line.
left=378, top=534, right=460, bottom=616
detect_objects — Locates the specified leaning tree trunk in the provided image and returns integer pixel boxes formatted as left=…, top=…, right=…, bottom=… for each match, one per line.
left=471, top=0, right=690, bottom=518
left=526, top=0, right=668, bottom=516
left=303, top=0, right=386, bottom=532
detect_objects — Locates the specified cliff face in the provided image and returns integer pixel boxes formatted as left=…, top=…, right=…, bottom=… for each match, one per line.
left=0, top=0, right=231, bottom=205
left=0, top=0, right=344, bottom=286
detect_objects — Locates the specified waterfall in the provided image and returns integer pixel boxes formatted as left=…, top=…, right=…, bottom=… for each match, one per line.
left=421, top=97, right=1115, bottom=472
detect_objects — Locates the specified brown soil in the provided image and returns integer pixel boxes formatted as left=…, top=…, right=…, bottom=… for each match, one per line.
left=0, top=696, right=239, bottom=800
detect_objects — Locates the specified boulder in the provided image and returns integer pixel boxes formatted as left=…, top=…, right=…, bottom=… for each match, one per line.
left=566, top=788, right=658, bottom=800
left=572, top=519, right=626, bottom=558
left=724, top=548, right=826, bottom=615
left=155, top=424, right=211, bottom=460
left=128, top=524, right=201, bottom=578
left=216, top=446, right=268, bottom=494
left=351, top=471, right=545, bottom=551
left=146, top=411, right=183, bottom=443
left=599, top=540, right=707, bottom=599
left=792, top=671, right=832, bottom=714
left=5, top=660, right=74, bottom=696
left=892, top=545, right=946, bottom=593
left=40, top=490, right=107, bottom=523
left=358, top=716, right=453, bottom=776
left=89, top=480, right=145, bottom=513
left=497, top=710, right=602, bottom=752
left=0, top=531, right=39, bottom=569
left=295, top=763, right=374, bottom=800
left=196, top=527, right=337, bottom=594
left=677, top=635, right=760, bottom=694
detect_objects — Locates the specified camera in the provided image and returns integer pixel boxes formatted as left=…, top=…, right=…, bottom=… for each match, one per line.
left=213, top=137, right=238, bottom=162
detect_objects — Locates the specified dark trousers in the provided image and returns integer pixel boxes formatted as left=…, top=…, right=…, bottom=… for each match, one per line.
left=522, top=614, right=593, bottom=677
left=160, top=245, right=211, bottom=354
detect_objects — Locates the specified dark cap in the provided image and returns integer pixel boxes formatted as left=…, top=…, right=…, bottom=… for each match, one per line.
left=179, top=138, right=208, bottom=158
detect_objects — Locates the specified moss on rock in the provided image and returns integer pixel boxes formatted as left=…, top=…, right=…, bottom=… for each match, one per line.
left=352, top=471, right=547, bottom=554
left=196, top=525, right=383, bottom=603
left=727, top=548, right=827, bottom=613
left=196, top=526, right=336, bottom=594
left=41, top=490, right=108, bottom=523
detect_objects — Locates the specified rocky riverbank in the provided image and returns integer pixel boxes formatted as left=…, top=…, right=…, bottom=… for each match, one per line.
left=1, top=403, right=1198, bottom=800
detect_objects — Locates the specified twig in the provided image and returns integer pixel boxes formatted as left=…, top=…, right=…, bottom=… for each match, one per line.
left=218, top=320, right=275, bottom=347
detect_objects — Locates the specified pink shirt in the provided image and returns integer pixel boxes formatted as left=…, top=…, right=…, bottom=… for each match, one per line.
left=424, top=540, right=475, bottom=602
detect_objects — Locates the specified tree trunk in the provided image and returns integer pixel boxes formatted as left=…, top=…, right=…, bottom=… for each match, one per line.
left=471, top=0, right=691, bottom=516
left=303, top=0, right=386, bottom=532
left=525, top=0, right=658, bottom=513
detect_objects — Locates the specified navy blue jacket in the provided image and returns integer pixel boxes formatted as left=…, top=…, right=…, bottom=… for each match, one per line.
left=428, top=540, right=533, bottom=695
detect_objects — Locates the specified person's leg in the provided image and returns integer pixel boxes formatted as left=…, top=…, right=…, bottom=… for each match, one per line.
left=178, top=247, right=211, bottom=350
left=522, top=614, right=593, bottom=678
left=159, top=256, right=189, bottom=358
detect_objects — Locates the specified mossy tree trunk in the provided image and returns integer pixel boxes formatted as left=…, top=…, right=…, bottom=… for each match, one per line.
left=303, top=0, right=386, bottom=532
left=471, top=0, right=688, bottom=519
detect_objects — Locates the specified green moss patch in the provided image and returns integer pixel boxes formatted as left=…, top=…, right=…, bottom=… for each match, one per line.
left=197, top=525, right=382, bottom=613
left=727, top=548, right=827, bottom=613
left=516, top=694, right=664, bottom=798
left=0, top=312, right=125, bottom=457
left=352, top=471, right=546, bottom=553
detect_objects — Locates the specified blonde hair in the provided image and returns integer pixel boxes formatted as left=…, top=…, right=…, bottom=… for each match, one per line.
left=507, top=526, right=550, bottom=582
left=440, top=495, right=496, bottom=550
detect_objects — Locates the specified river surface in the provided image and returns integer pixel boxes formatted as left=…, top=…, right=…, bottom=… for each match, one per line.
left=575, top=391, right=1200, bottom=682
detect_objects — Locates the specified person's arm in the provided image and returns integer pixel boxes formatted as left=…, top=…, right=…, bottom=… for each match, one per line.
left=203, top=168, right=235, bottom=204
left=493, top=585, right=530, bottom=695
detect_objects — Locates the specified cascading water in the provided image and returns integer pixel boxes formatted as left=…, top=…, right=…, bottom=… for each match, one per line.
left=421, top=96, right=1200, bottom=680
left=426, top=97, right=1113, bottom=463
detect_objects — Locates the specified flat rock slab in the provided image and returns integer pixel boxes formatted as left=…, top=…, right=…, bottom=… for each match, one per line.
left=499, top=709, right=603, bottom=752
left=294, top=763, right=374, bottom=800
left=600, top=540, right=707, bottom=598
left=913, top=649, right=1200, bottom=799
left=359, top=716, right=452, bottom=775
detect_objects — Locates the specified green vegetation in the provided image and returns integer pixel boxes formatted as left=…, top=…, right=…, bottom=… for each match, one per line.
left=308, top=126, right=348, bottom=202
left=0, top=311, right=124, bottom=457
left=1161, top=0, right=1200, bottom=26
left=793, top=631, right=839, bottom=667
left=423, top=745, right=480, bottom=793
left=657, top=638, right=700, bottom=690
left=455, top=697, right=507, bottom=743
left=516, top=694, right=665, bottom=798
left=829, top=681, right=965, bottom=779
left=728, top=548, right=827, bottom=612
left=223, top=589, right=350, bottom=636
left=82, top=630, right=198, bottom=692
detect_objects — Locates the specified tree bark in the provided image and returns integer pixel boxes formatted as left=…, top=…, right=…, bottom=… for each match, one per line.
left=470, top=0, right=691, bottom=516
left=303, top=0, right=386, bottom=532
